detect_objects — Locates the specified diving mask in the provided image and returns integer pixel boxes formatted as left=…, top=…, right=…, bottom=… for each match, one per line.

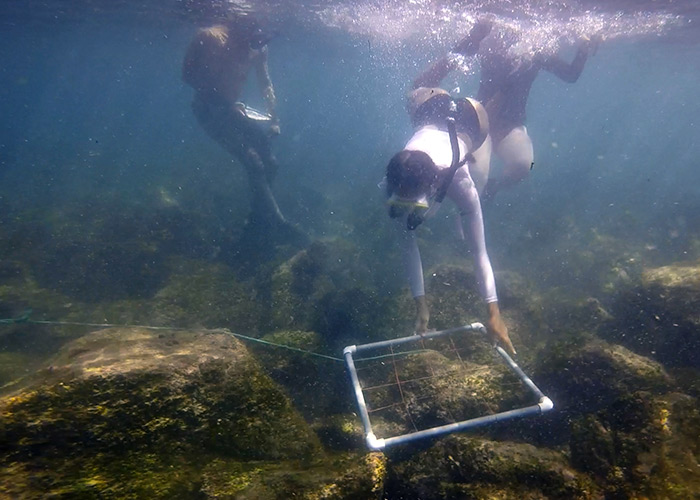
left=387, top=193, right=430, bottom=219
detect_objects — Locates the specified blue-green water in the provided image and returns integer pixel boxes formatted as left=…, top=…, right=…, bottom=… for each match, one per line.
left=2, top=2, right=698, bottom=284
left=1, top=1, right=700, bottom=497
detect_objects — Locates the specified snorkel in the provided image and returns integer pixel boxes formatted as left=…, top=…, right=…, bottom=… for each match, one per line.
left=407, top=116, right=467, bottom=230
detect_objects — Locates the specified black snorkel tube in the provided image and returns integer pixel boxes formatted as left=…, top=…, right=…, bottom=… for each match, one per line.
left=407, top=116, right=468, bottom=230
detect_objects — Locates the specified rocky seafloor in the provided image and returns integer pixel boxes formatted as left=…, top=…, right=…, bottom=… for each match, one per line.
left=1, top=201, right=699, bottom=499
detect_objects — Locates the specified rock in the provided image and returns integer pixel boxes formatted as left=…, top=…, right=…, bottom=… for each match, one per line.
left=570, top=391, right=700, bottom=499
left=23, top=200, right=216, bottom=303
left=270, top=240, right=409, bottom=347
left=252, top=329, right=352, bottom=422
left=354, top=345, right=530, bottom=441
left=387, top=435, right=598, bottom=499
left=607, top=260, right=700, bottom=368
left=535, top=336, right=672, bottom=418
left=149, top=259, right=262, bottom=332
left=200, top=452, right=386, bottom=500
left=426, top=264, right=484, bottom=330
left=312, top=413, right=366, bottom=451
left=427, top=265, right=549, bottom=356
left=269, top=241, right=345, bottom=332
left=0, top=327, right=324, bottom=496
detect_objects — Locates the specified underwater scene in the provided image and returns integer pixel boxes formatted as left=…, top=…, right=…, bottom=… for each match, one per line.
left=1, top=0, right=699, bottom=498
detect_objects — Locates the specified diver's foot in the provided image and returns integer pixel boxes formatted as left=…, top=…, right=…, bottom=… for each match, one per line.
left=231, top=216, right=308, bottom=276
left=245, top=212, right=309, bottom=248
left=272, top=218, right=310, bottom=248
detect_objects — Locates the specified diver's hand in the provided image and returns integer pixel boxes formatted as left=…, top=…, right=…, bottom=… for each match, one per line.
left=471, top=17, right=493, bottom=41
left=486, top=302, right=516, bottom=355
left=454, top=18, right=493, bottom=55
left=580, top=34, right=602, bottom=57
left=414, top=295, right=430, bottom=335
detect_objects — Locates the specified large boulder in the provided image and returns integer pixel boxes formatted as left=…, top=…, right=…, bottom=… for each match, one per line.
left=607, top=260, right=700, bottom=367
left=0, top=327, right=320, bottom=461
left=148, top=259, right=262, bottom=332
left=535, top=336, right=672, bottom=418
left=493, top=336, right=674, bottom=448
left=0, top=327, right=386, bottom=498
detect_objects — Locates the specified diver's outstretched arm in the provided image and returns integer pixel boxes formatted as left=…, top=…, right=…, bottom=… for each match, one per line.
left=412, top=19, right=492, bottom=89
left=542, top=40, right=592, bottom=83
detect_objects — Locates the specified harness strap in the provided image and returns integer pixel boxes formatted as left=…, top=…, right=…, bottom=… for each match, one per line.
left=407, top=117, right=464, bottom=230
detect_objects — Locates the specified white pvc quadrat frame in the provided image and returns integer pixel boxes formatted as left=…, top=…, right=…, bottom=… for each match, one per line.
left=343, top=323, right=554, bottom=451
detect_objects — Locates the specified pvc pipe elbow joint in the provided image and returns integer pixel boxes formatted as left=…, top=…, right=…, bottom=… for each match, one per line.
left=366, top=432, right=385, bottom=451
left=539, top=396, right=554, bottom=412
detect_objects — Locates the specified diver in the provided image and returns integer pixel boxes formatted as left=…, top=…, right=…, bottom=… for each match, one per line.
left=415, top=18, right=596, bottom=200
left=183, top=14, right=294, bottom=237
left=385, top=39, right=515, bottom=354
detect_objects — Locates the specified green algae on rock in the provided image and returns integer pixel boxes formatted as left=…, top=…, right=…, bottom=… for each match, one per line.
left=201, top=452, right=386, bottom=500
left=570, top=391, right=700, bottom=499
left=535, top=336, right=672, bottom=417
left=0, top=327, right=329, bottom=496
left=386, top=435, right=598, bottom=499
left=269, top=240, right=409, bottom=347
left=607, top=259, right=700, bottom=368
left=1, top=327, right=320, bottom=461
left=149, top=259, right=262, bottom=332
left=253, top=329, right=352, bottom=422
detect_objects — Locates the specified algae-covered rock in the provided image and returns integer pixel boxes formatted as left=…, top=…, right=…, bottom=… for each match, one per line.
left=0, top=263, right=88, bottom=345
left=0, top=327, right=324, bottom=496
left=312, top=413, right=366, bottom=451
left=535, top=336, right=672, bottom=417
left=23, top=200, right=214, bottom=303
left=270, top=240, right=409, bottom=347
left=150, top=259, right=262, bottom=332
left=426, top=264, right=484, bottom=330
left=543, top=292, right=614, bottom=338
left=607, top=259, right=700, bottom=368
left=200, top=452, right=386, bottom=499
left=269, top=240, right=349, bottom=332
left=1, top=327, right=319, bottom=460
left=0, top=351, right=36, bottom=387
left=387, top=435, right=598, bottom=499
left=427, top=265, right=548, bottom=358
left=252, top=329, right=352, bottom=421
left=501, top=336, right=674, bottom=448
left=357, top=347, right=528, bottom=440
left=570, top=391, right=700, bottom=499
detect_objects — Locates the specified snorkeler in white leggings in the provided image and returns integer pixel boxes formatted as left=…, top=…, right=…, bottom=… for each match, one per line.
left=384, top=83, right=515, bottom=355
left=415, top=19, right=595, bottom=200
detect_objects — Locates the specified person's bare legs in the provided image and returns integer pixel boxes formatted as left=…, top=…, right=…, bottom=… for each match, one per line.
left=483, top=125, right=534, bottom=200
left=239, top=146, right=287, bottom=227
left=469, top=133, right=492, bottom=196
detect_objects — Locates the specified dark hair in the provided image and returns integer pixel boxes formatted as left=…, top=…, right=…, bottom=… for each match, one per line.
left=385, top=150, right=439, bottom=199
